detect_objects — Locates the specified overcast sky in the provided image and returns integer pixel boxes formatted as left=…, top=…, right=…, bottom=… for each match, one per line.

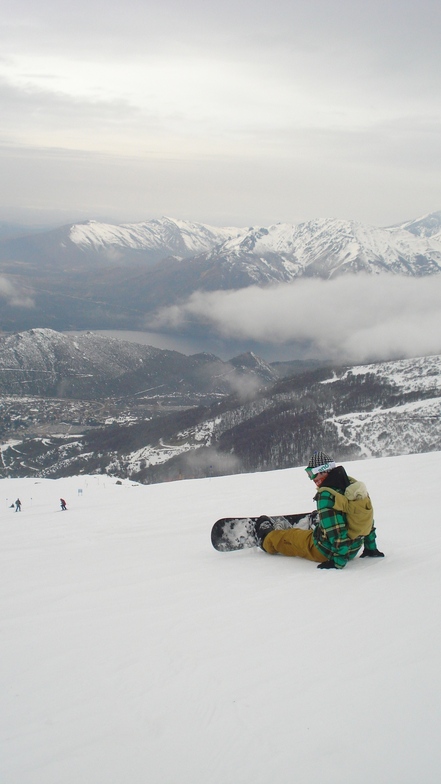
left=1, top=0, right=441, bottom=228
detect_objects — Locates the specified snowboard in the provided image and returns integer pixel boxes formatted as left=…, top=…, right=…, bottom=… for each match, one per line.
left=211, top=512, right=318, bottom=552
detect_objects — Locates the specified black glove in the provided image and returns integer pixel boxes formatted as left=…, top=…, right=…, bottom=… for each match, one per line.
left=317, top=560, right=337, bottom=569
left=360, top=548, right=384, bottom=558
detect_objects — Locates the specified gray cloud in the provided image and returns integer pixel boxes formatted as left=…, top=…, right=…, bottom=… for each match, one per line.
left=0, top=276, right=35, bottom=308
left=0, top=78, right=150, bottom=146
left=152, top=275, right=441, bottom=363
left=4, top=2, right=441, bottom=67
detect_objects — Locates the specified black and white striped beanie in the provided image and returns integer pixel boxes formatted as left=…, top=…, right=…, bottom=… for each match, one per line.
left=306, top=451, right=336, bottom=476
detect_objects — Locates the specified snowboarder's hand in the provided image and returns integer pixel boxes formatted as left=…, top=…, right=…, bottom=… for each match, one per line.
left=360, top=548, right=384, bottom=558
left=317, top=560, right=337, bottom=569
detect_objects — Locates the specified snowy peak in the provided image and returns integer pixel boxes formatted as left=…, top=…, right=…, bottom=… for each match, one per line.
left=197, top=215, right=441, bottom=279
left=213, top=223, right=298, bottom=256
left=228, top=351, right=277, bottom=383
left=291, top=217, right=441, bottom=275
left=63, top=212, right=441, bottom=275
left=394, top=210, right=441, bottom=239
left=68, top=216, right=246, bottom=257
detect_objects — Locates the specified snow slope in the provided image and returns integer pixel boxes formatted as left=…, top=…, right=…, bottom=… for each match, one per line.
left=1, top=453, right=440, bottom=784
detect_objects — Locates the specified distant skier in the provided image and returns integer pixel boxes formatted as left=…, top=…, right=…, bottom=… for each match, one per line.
left=254, top=451, right=385, bottom=569
left=60, top=498, right=67, bottom=511
left=15, top=499, right=22, bottom=512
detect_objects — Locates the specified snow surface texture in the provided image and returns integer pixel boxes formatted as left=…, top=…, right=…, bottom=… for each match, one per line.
left=1, top=453, right=440, bottom=784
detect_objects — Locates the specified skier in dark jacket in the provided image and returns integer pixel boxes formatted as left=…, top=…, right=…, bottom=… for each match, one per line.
left=254, top=451, right=384, bottom=569
left=15, top=498, right=22, bottom=512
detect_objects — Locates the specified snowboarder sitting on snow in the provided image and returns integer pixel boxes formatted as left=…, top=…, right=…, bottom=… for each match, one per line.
left=60, top=498, right=67, bottom=511
left=254, top=451, right=384, bottom=569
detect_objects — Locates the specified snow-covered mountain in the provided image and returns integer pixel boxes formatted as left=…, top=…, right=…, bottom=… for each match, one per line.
left=194, top=216, right=441, bottom=280
left=2, top=211, right=441, bottom=275
left=2, top=452, right=441, bottom=784
left=69, top=215, right=245, bottom=257
left=66, top=212, right=441, bottom=278
left=394, top=209, right=441, bottom=239
left=1, top=210, right=441, bottom=333
left=319, top=355, right=441, bottom=458
left=0, top=328, right=278, bottom=399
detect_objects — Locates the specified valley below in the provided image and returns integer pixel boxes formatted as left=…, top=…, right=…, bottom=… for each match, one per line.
left=1, top=328, right=440, bottom=485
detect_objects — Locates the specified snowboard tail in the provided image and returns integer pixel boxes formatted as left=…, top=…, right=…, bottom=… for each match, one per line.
left=211, top=512, right=317, bottom=552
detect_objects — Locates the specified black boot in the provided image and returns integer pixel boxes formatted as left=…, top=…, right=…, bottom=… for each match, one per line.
left=254, top=516, right=275, bottom=548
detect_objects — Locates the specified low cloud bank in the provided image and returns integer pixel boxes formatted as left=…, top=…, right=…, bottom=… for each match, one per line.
left=0, top=276, right=35, bottom=309
left=152, top=274, right=441, bottom=362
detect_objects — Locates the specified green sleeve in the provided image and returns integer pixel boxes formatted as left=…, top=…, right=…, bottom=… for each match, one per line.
left=363, top=523, right=378, bottom=550
left=316, top=491, right=352, bottom=569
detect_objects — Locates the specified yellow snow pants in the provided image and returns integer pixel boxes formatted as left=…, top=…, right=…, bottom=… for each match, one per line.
left=263, top=528, right=327, bottom=563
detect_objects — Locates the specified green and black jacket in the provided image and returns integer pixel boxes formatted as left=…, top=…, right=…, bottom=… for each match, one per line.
left=312, top=466, right=378, bottom=569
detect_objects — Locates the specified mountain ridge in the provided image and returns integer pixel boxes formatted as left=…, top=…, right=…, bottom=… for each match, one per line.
left=1, top=210, right=440, bottom=335
left=2, top=347, right=440, bottom=482
left=2, top=210, right=441, bottom=274
left=0, top=328, right=279, bottom=400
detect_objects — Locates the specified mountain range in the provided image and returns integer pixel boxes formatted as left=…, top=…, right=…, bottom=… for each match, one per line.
left=2, top=330, right=439, bottom=482
left=1, top=211, right=440, bottom=333
left=0, top=328, right=280, bottom=401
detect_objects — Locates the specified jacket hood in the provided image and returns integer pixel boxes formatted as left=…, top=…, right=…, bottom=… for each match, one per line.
left=345, top=481, right=369, bottom=501
left=323, top=465, right=351, bottom=492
